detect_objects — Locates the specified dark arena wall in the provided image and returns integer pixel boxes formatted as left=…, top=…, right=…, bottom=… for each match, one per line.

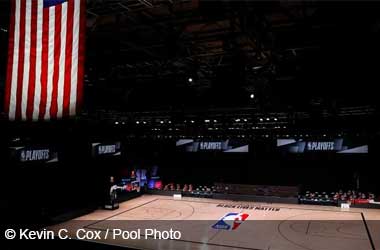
left=0, top=121, right=377, bottom=227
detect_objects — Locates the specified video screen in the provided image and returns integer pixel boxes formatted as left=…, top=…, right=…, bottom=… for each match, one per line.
left=277, top=138, right=368, bottom=154
left=91, top=142, right=121, bottom=157
left=9, top=146, right=59, bottom=163
left=176, top=139, right=249, bottom=153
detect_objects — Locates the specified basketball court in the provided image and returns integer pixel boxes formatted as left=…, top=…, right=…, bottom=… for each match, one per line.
left=49, top=195, right=380, bottom=250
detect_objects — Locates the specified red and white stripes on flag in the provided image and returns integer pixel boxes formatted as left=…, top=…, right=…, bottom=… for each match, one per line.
left=4, top=0, right=85, bottom=121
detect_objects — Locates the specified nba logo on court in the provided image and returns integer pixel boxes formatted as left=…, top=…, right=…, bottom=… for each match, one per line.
left=212, top=212, right=249, bottom=230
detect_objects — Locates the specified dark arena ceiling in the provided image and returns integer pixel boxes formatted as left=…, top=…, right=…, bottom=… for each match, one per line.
left=0, top=0, right=379, bottom=132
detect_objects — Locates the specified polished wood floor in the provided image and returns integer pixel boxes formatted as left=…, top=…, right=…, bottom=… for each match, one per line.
left=49, top=195, right=380, bottom=250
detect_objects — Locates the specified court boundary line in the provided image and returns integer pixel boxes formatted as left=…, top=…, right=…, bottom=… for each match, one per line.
left=84, top=198, right=264, bottom=250
left=84, top=198, right=159, bottom=228
left=361, top=212, right=376, bottom=250
left=157, top=197, right=363, bottom=214
left=81, top=197, right=370, bottom=250
left=83, top=226, right=265, bottom=250
left=276, top=211, right=372, bottom=250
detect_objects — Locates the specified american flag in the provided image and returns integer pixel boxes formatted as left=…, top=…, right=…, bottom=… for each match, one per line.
left=4, top=0, right=85, bottom=121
